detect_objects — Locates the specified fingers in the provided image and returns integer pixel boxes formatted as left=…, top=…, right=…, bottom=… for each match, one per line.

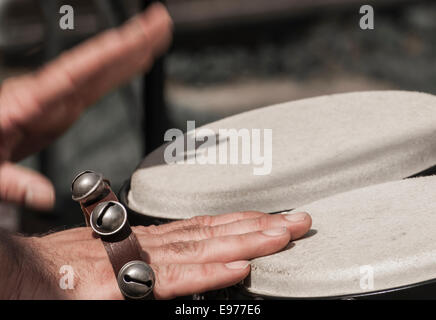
left=152, top=261, right=250, bottom=299
left=139, top=212, right=311, bottom=246
left=138, top=211, right=266, bottom=235
left=0, top=3, right=173, bottom=161
left=145, top=228, right=291, bottom=264
left=37, top=2, right=172, bottom=111
left=0, top=162, right=55, bottom=211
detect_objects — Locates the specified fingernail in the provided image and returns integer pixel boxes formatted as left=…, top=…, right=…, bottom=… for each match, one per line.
left=284, top=212, right=307, bottom=222
left=225, top=261, right=250, bottom=270
left=262, top=227, right=287, bottom=237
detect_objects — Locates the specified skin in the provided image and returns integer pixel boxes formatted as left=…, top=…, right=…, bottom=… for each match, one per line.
left=0, top=3, right=313, bottom=299
left=2, top=210, right=311, bottom=299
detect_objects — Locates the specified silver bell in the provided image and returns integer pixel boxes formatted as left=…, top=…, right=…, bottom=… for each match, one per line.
left=71, top=170, right=105, bottom=202
left=90, top=201, right=127, bottom=236
left=118, top=261, right=155, bottom=299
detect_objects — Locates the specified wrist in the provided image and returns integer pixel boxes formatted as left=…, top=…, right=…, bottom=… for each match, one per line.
left=0, top=232, right=33, bottom=299
left=20, top=236, right=70, bottom=299
left=0, top=234, right=62, bottom=299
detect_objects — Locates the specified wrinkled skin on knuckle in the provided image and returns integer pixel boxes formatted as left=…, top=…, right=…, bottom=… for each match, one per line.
left=168, top=241, right=197, bottom=256
left=177, top=224, right=212, bottom=240
left=255, top=215, right=272, bottom=230
left=153, top=264, right=183, bottom=299
left=179, top=224, right=202, bottom=234
left=162, top=240, right=206, bottom=261
left=198, top=263, right=215, bottom=279
left=198, top=226, right=215, bottom=239
left=191, top=215, right=213, bottom=226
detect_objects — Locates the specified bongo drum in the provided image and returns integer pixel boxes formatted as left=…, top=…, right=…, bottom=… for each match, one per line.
left=121, top=91, right=436, bottom=224
left=245, top=176, right=436, bottom=299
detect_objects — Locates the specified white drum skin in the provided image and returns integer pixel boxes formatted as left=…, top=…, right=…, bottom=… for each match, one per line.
left=247, top=176, right=436, bottom=298
left=128, top=91, right=436, bottom=220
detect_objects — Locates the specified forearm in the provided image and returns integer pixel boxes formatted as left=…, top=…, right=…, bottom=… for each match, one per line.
left=0, top=230, right=23, bottom=298
left=0, top=230, right=60, bottom=299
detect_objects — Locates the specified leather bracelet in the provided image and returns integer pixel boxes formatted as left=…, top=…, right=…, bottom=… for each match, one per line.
left=71, top=170, right=155, bottom=300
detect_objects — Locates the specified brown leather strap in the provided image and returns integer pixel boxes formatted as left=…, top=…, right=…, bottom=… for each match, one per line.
left=77, top=180, right=152, bottom=298
left=79, top=181, right=117, bottom=226
left=79, top=184, right=142, bottom=273
left=101, top=224, right=143, bottom=276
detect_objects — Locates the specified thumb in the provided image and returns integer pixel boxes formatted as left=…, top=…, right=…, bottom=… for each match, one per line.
left=0, top=162, right=55, bottom=211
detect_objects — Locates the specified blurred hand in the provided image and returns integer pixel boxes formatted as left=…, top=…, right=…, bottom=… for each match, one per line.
left=8, top=211, right=311, bottom=299
left=0, top=3, right=172, bottom=211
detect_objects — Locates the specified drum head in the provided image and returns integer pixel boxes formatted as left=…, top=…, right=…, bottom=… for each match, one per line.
left=127, top=91, right=436, bottom=220
left=247, top=176, right=436, bottom=298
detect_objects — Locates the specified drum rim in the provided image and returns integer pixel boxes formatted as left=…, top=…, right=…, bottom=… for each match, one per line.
left=119, top=164, right=436, bottom=220
left=240, top=277, right=436, bottom=300
left=118, top=179, right=174, bottom=226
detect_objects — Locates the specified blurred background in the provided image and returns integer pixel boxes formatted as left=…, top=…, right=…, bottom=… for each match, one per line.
left=0, top=0, right=435, bottom=233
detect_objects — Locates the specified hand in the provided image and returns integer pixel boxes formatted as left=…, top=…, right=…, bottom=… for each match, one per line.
left=11, top=211, right=311, bottom=299
left=0, top=3, right=172, bottom=211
